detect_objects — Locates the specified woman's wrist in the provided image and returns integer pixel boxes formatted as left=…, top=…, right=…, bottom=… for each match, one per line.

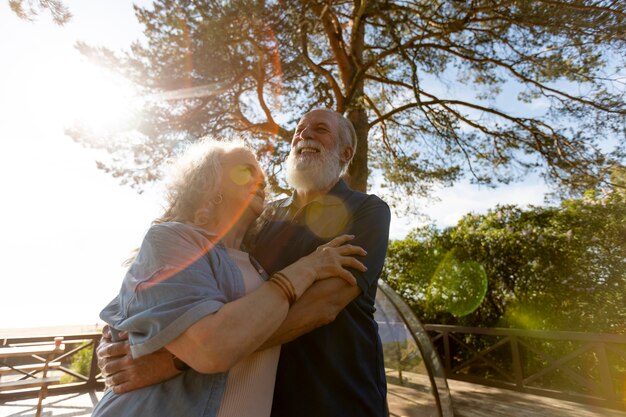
left=268, top=272, right=297, bottom=306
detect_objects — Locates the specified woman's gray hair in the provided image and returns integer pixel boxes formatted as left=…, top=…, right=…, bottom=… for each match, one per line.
left=155, top=137, right=251, bottom=225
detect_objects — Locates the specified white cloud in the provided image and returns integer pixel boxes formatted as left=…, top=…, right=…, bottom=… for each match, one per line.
left=388, top=179, right=550, bottom=240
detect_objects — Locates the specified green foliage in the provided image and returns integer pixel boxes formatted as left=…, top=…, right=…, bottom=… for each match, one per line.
left=383, top=191, right=626, bottom=333
left=71, top=0, right=625, bottom=201
left=60, top=345, right=93, bottom=384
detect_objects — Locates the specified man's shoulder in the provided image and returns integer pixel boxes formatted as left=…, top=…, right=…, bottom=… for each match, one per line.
left=340, top=183, right=389, bottom=212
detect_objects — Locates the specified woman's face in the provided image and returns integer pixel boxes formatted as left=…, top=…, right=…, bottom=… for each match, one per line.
left=219, top=149, right=266, bottom=218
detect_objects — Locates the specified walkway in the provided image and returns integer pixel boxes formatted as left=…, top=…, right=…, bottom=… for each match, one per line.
left=1, top=381, right=624, bottom=417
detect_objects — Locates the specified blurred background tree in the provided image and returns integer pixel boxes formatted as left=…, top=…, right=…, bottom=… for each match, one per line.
left=8, top=0, right=71, bottom=24
left=67, top=0, right=624, bottom=206
left=383, top=178, right=626, bottom=334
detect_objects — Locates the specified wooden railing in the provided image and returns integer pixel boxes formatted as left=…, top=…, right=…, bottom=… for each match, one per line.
left=3, top=327, right=625, bottom=411
left=424, top=324, right=626, bottom=410
left=0, top=332, right=104, bottom=401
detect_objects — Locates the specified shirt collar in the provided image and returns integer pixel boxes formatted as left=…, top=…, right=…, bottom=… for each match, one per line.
left=180, top=221, right=222, bottom=244
left=279, top=179, right=350, bottom=209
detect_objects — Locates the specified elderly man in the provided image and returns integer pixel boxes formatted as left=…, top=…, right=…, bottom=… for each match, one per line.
left=98, top=109, right=391, bottom=417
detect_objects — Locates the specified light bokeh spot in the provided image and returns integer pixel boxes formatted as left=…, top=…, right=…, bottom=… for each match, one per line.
left=304, top=196, right=350, bottom=238
left=427, top=251, right=488, bottom=317
left=229, top=165, right=253, bottom=185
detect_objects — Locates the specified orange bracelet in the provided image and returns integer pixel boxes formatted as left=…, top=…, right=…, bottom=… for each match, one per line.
left=269, top=273, right=296, bottom=306
left=273, top=272, right=296, bottom=302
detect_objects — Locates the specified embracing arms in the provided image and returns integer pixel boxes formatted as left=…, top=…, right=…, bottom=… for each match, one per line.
left=98, top=234, right=367, bottom=391
left=99, top=198, right=391, bottom=392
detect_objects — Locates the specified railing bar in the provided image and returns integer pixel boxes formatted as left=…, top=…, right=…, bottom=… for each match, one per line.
left=447, top=332, right=515, bottom=364
left=0, top=362, right=39, bottom=379
left=424, top=325, right=626, bottom=343
left=510, top=336, right=524, bottom=388
left=424, top=324, right=626, bottom=409
left=605, top=344, right=626, bottom=359
left=451, top=355, right=514, bottom=382
left=87, top=339, right=100, bottom=386
left=53, top=344, right=89, bottom=363
left=448, top=334, right=511, bottom=363
left=448, top=336, right=515, bottom=382
left=595, top=343, right=616, bottom=403
left=523, top=343, right=595, bottom=387
left=58, top=366, right=89, bottom=382
left=443, top=331, right=451, bottom=376
left=514, top=338, right=588, bottom=385
left=1, top=334, right=102, bottom=344
left=429, top=333, right=444, bottom=343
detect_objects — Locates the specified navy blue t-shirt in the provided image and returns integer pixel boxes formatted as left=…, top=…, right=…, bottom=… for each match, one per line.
left=247, top=180, right=391, bottom=417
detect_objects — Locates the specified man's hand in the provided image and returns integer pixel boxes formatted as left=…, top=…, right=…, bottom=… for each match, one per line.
left=97, top=325, right=180, bottom=394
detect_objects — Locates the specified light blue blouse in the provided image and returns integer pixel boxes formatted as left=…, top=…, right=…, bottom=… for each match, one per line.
left=92, top=222, right=246, bottom=417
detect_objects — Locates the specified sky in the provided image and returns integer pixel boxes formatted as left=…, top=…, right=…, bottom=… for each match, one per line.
left=0, top=1, right=551, bottom=330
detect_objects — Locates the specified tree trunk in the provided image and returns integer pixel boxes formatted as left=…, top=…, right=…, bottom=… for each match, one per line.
left=345, top=108, right=369, bottom=192
left=342, top=2, right=368, bottom=193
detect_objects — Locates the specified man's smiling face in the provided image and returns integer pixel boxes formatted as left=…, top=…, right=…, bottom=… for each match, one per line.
left=291, top=109, right=339, bottom=160
left=286, top=110, right=344, bottom=192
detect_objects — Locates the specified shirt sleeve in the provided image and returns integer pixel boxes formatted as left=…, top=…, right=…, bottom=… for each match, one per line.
left=346, top=196, right=391, bottom=294
left=100, top=223, right=228, bottom=358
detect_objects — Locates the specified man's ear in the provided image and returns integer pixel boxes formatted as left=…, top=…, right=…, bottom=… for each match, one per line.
left=340, top=146, right=353, bottom=164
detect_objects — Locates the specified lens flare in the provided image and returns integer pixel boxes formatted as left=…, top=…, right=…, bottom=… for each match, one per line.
left=230, top=165, right=253, bottom=185
left=503, top=306, right=544, bottom=329
left=304, top=196, right=350, bottom=239
left=427, top=250, right=488, bottom=317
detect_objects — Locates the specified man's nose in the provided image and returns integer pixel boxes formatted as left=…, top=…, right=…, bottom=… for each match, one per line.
left=299, top=125, right=313, bottom=140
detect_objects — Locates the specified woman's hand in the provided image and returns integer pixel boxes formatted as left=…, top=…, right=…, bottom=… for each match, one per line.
left=279, top=234, right=366, bottom=298
left=308, top=234, right=367, bottom=285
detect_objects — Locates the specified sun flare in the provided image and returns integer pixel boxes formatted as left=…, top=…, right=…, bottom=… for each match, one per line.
left=23, top=54, right=143, bottom=136
left=62, top=61, right=141, bottom=132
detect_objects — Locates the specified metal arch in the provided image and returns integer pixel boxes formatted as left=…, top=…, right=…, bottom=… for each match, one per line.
left=376, top=279, right=454, bottom=417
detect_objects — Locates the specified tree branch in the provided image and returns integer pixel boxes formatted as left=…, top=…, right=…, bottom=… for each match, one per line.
left=299, top=16, right=344, bottom=109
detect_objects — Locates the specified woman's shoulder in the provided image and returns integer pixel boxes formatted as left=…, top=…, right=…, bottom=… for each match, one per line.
left=140, top=222, right=220, bottom=262
left=146, top=221, right=216, bottom=242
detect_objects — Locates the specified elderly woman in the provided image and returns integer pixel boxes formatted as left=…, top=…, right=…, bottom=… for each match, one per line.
left=92, top=139, right=366, bottom=417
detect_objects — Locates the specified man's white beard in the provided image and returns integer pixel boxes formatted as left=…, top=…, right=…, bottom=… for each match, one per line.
left=286, top=141, right=343, bottom=192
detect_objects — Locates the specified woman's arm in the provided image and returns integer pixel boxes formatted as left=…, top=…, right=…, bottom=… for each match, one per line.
left=166, top=279, right=289, bottom=373
left=258, top=278, right=360, bottom=349
left=98, top=235, right=366, bottom=390
left=166, top=234, right=366, bottom=373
